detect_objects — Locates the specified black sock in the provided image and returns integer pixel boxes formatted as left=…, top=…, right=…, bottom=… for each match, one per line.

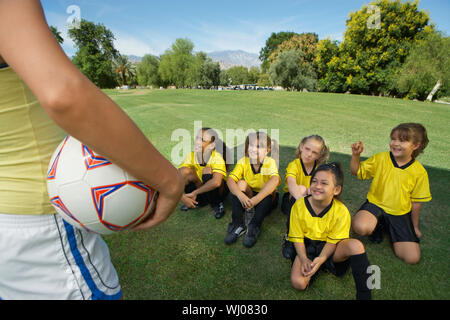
left=349, top=252, right=372, bottom=300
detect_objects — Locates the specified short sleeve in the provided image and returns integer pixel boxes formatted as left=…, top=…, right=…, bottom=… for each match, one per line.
left=357, top=154, right=378, bottom=180
left=229, top=158, right=245, bottom=182
left=211, top=153, right=227, bottom=178
left=327, top=204, right=351, bottom=244
left=411, top=170, right=432, bottom=202
left=261, top=157, right=279, bottom=177
left=287, top=201, right=304, bottom=243
left=285, top=160, right=299, bottom=181
left=179, top=152, right=194, bottom=169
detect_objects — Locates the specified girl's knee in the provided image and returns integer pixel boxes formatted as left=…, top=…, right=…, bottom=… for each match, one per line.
left=236, top=179, right=249, bottom=191
left=291, top=276, right=308, bottom=291
left=394, top=243, right=421, bottom=264
left=347, top=239, right=366, bottom=255
left=352, top=218, right=373, bottom=236
left=396, top=249, right=421, bottom=265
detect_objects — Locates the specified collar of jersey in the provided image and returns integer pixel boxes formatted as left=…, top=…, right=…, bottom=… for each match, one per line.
left=304, top=195, right=333, bottom=218
left=389, top=152, right=415, bottom=170
left=250, top=156, right=267, bottom=174
left=300, top=158, right=317, bottom=176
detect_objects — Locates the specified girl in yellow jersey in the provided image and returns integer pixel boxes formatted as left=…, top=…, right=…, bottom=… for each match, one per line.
left=179, top=127, right=229, bottom=219
left=288, top=163, right=372, bottom=300
left=281, top=135, right=329, bottom=259
left=224, top=131, right=280, bottom=248
left=350, top=123, right=431, bottom=265
left=0, top=1, right=183, bottom=299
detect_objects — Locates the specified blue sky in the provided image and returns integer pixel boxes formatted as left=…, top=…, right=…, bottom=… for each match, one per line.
left=41, top=0, right=450, bottom=58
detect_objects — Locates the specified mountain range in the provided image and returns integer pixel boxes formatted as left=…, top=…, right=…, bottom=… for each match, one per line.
left=127, top=50, right=261, bottom=70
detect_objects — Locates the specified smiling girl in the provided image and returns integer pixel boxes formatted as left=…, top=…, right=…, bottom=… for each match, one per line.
left=179, top=127, right=229, bottom=219
left=350, top=123, right=431, bottom=264
left=288, top=163, right=372, bottom=300
left=224, top=131, right=280, bottom=248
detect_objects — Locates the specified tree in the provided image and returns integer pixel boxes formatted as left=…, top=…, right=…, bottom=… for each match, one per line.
left=268, top=33, right=319, bottom=68
left=257, top=73, right=272, bottom=87
left=259, top=31, right=299, bottom=72
left=137, top=54, right=164, bottom=87
left=68, top=19, right=119, bottom=88
left=248, top=66, right=261, bottom=84
left=159, top=38, right=195, bottom=88
left=269, top=50, right=317, bottom=91
left=50, top=25, right=64, bottom=44
left=397, top=31, right=449, bottom=100
left=113, top=54, right=136, bottom=86
left=227, top=66, right=249, bottom=85
left=198, top=58, right=221, bottom=88
left=323, top=0, right=433, bottom=96
left=315, top=38, right=339, bottom=91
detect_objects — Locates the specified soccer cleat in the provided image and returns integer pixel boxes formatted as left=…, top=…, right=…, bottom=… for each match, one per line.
left=224, top=223, right=246, bottom=245
left=282, top=235, right=296, bottom=260
left=180, top=204, right=189, bottom=211
left=212, top=202, right=225, bottom=219
left=243, top=224, right=260, bottom=248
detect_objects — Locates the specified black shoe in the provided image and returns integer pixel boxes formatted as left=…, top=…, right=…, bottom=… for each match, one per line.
left=212, top=202, right=225, bottom=219
left=282, top=236, right=296, bottom=260
left=243, top=224, right=260, bottom=248
left=368, top=221, right=384, bottom=244
left=224, top=223, right=246, bottom=245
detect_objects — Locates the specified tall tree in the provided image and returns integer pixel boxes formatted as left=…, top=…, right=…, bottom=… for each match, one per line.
left=137, top=54, right=164, bottom=87
left=397, top=31, right=449, bottom=100
left=113, top=54, right=136, bottom=86
left=259, top=31, right=299, bottom=72
left=322, top=0, right=433, bottom=95
left=68, top=19, right=119, bottom=88
left=159, top=38, right=195, bottom=88
left=269, top=50, right=317, bottom=91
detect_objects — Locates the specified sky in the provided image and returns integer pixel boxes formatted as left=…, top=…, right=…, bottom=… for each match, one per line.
left=41, top=0, right=450, bottom=58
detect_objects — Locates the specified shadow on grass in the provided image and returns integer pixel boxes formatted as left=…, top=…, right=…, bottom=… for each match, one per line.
left=105, top=145, right=449, bottom=300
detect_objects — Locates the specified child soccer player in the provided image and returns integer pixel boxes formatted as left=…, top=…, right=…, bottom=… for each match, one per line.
left=288, top=163, right=372, bottom=300
left=179, top=127, right=229, bottom=219
left=224, top=131, right=280, bottom=248
left=350, top=123, right=431, bottom=264
left=281, top=135, right=330, bottom=259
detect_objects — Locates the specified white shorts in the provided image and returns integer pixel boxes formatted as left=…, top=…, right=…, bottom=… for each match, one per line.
left=0, top=213, right=122, bottom=300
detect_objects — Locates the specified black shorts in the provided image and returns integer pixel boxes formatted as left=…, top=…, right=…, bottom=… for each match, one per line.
left=292, top=238, right=350, bottom=278
left=359, top=200, right=420, bottom=243
left=281, top=192, right=296, bottom=215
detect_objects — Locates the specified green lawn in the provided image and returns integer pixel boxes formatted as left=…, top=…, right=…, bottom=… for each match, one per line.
left=103, top=89, right=450, bottom=300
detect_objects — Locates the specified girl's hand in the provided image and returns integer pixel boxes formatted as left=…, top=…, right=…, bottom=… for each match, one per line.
left=181, top=194, right=198, bottom=208
left=351, top=140, right=364, bottom=156
left=238, top=193, right=251, bottom=209
left=300, top=256, right=313, bottom=276
left=414, top=226, right=422, bottom=239
left=304, top=256, right=325, bottom=277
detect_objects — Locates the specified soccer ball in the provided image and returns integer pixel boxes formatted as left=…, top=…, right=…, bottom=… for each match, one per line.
left=46, top=136, right=158, bottom=235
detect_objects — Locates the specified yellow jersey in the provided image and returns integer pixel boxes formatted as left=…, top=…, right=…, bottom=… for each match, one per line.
left=357, top=151, right=432, bottom=216
left=229, top=156, right=280, bottom=192
left=179, top=150, right=227, bottom=183
left=0, top=66, right=65, bottom=214
left=288, top=196, right=351, bottom=244
left=283, top=158, right=317, bottom=192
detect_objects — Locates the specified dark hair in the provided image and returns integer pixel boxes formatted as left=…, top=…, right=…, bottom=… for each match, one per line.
left=310, top=162, right=344, bottom=199
left=295, top=134, right=330, bottom=165
left=199, top=127, right=231, bottom=170
left=390, top=123, right=429, bottom=159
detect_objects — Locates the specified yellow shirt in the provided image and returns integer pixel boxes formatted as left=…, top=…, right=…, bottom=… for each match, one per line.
left=179, top=150, right=227, bottom=183
left=288, top=196, right=351, bottom=244
left=358, top=151, right=432, bottom=216
left=229, top=156, right=280, bottom=192
left=0, top=66, right=65, bottom=214
left=283, top=158, right=317, bottom=192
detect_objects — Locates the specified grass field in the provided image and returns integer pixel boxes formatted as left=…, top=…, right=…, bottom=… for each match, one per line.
left=103, top=89, right=449, bottom=300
